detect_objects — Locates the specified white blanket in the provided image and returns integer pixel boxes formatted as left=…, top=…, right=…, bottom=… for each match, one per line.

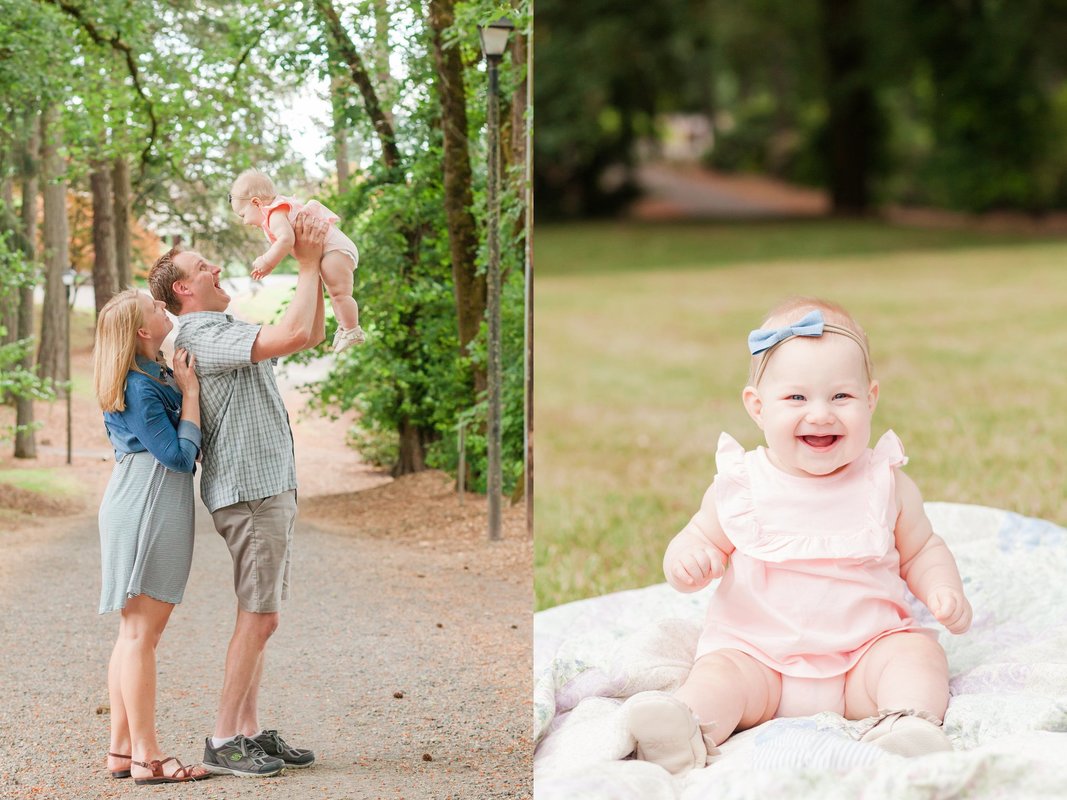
left=534, top=503, right=1067, bottom=798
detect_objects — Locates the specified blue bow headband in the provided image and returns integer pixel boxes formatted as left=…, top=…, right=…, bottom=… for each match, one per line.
left=748, top=310, right=825, bottom=355
left=748, top=309, right=871, bottom=385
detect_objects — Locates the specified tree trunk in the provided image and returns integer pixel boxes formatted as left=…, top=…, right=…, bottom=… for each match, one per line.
left=429, top=0, right=486, bottom=394
left=508, top=32, right=528, bottom=185
left=0, top=176, right=15, bottom=351
left=507, top=31, right=529, bottom=244
left=821, top=0, right=875, bottom=215
left=90, top=162, right=117, bottom=317
left=320, top=0, right=434, bottom=473
left=331, top=75, right=350, bottom=194
left=37, top=102, right=70, bottom=385
left=316, top=0, right=401, bottom=170
left=14, top=111, right=40, bottom=458
left=373, top=0, right=395, bottom=128
left=393, top=417, right=428, bottom=476
left=112, top=155, right=131, bottom=288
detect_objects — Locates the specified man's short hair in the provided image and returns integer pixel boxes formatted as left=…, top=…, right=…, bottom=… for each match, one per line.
left=148, top=246, right=185, bottom=315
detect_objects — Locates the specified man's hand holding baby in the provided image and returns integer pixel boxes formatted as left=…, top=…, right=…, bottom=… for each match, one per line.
left=291, top=213, right=328, bottom=272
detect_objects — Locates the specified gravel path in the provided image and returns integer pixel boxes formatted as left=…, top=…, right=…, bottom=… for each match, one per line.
left=629, top=163, right=828, bottom=220
left=0, top=499, right=531, bottom=799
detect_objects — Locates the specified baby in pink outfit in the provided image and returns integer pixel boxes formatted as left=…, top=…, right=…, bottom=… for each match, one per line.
left=624, top=297, right=973, bottom=774
left=229, top=168, right=365, bottom=353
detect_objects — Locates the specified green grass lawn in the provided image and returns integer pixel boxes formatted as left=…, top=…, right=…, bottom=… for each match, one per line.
left=0, top=468, right=84, bottom=497
left=534, top=220, right=1067, bottom=610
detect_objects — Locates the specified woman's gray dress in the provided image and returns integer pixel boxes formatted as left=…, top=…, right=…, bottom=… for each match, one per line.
left=98, top=452, right=195, bottom=612
left=98, top=358, right=200, bottom=613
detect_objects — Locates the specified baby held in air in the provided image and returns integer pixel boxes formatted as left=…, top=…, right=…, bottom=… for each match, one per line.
left=624, top=297, right=973, bottom=774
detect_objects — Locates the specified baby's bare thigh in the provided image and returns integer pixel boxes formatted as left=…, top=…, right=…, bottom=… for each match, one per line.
left=320, top=250, right=356, bottom=294
left=844, top=632, right=947, bottom=719
left=685, top=649, right=782, bottom=729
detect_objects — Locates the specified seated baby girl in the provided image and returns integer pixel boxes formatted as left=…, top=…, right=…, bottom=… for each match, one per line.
left=625, top=297, right=973, bottom=774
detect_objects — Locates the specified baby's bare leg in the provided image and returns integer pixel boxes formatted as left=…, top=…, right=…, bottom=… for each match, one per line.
left=674, top=649, right=782, bottom=746
left=845, top=632, right=953, bottom=755
left=844, top=632, right=948, bottom=720
left=320, top=250, right=360, bottom=330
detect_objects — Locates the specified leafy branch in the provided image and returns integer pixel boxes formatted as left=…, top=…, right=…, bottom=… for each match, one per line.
left=39, top=0, right=159, bottom=179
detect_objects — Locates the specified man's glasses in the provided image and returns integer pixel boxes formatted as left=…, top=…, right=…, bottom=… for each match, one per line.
left=227, top=193, right=243, bottom=215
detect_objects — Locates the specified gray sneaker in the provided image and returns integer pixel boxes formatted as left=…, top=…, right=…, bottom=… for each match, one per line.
left=201, top=735, right=285, bottom=777
left=251, top=730, right=316, bottom=769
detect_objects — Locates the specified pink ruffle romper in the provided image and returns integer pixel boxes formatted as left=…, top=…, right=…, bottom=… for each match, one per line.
left=262, top=195, right=359, bottom=268
left=690, top=430, right=936, bottom=717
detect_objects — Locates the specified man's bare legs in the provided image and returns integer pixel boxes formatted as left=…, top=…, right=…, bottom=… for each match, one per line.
left=213, top=609, right=278, bottom=739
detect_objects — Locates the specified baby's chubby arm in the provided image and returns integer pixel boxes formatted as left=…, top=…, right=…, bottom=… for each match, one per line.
left=663, top=482, right=734, bottom=593
left=894, top=470, right=973, bottom=634
left=252, top=210, right=297, bottom=278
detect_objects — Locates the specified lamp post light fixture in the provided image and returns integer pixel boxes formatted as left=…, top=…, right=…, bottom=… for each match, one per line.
left=479, top=16, right=514, bottom=542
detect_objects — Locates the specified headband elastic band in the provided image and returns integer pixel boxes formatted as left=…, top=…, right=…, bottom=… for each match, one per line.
left=749, top=310, right=871, bottom=386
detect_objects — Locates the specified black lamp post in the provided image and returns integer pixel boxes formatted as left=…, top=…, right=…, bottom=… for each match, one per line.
left=479, top=16, right=514, bottom=542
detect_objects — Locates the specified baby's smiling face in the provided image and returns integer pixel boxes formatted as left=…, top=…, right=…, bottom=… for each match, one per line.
left=743, top=333, right=878, bottom=477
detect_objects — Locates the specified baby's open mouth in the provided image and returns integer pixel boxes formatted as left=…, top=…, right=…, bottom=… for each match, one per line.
left=801, top=435, right=840, bottom=449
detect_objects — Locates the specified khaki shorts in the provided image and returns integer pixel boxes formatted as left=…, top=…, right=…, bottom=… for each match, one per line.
left=211, top=490, right=297, bottom=613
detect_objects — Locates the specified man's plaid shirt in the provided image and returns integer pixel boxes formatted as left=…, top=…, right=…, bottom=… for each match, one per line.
left=175, top=311, right=296, bottom=513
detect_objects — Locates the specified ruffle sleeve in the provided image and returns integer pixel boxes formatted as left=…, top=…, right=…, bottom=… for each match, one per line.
left=260, top=197, right=294, bottom=243
left=869, top=429, right=907, bottom=533
left=872, top=429, right=908, bottom=469
left=713, top=433, right=760, bottom=550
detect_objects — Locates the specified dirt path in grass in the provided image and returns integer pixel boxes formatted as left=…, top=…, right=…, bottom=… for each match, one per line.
left=0, top=320, right=532, bottom=800
left=629, top=161, right=1067, bottom=233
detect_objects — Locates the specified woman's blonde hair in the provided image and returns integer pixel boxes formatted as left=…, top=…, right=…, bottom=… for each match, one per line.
left=93, top=289, right=150, bottom=413
left=748, top=296, right=872, bottom=385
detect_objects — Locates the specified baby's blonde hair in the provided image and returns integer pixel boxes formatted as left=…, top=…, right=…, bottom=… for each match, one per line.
left=93, top=289, right=150, bottom=413
left=230, top=168, right=277, bottom=207
left=748, top=296, right=872, bottom=385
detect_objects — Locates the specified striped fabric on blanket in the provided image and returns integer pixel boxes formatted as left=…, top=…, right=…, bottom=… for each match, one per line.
left=750, top=719, right=889, bottom=771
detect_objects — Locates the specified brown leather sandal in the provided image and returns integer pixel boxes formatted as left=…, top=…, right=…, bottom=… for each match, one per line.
left=108, top=752, right=132, bottom=779
left=132, top=756, right=212, bottom=785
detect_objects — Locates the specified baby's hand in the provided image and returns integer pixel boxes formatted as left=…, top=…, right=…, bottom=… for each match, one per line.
left=927, top=586, right=973, bottom=634
left=250, top=257, right=270, bottom=281
left=668, top=546, right=726, bottom=589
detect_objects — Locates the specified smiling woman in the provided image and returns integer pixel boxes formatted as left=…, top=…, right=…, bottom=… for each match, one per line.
left=92, top=288, right=209, bottom=784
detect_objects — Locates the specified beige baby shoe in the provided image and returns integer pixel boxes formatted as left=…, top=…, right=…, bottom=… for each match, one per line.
left=624, top=691, right=709, bottom=775
left=333, top=325, right=366, bottom=353
left=860, top=710, right=954, bottom=757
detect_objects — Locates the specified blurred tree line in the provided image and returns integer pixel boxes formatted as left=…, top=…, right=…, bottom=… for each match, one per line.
left=536, top=0, right=1067, bottom=218
left=1, top=0, right=529, bottom=495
